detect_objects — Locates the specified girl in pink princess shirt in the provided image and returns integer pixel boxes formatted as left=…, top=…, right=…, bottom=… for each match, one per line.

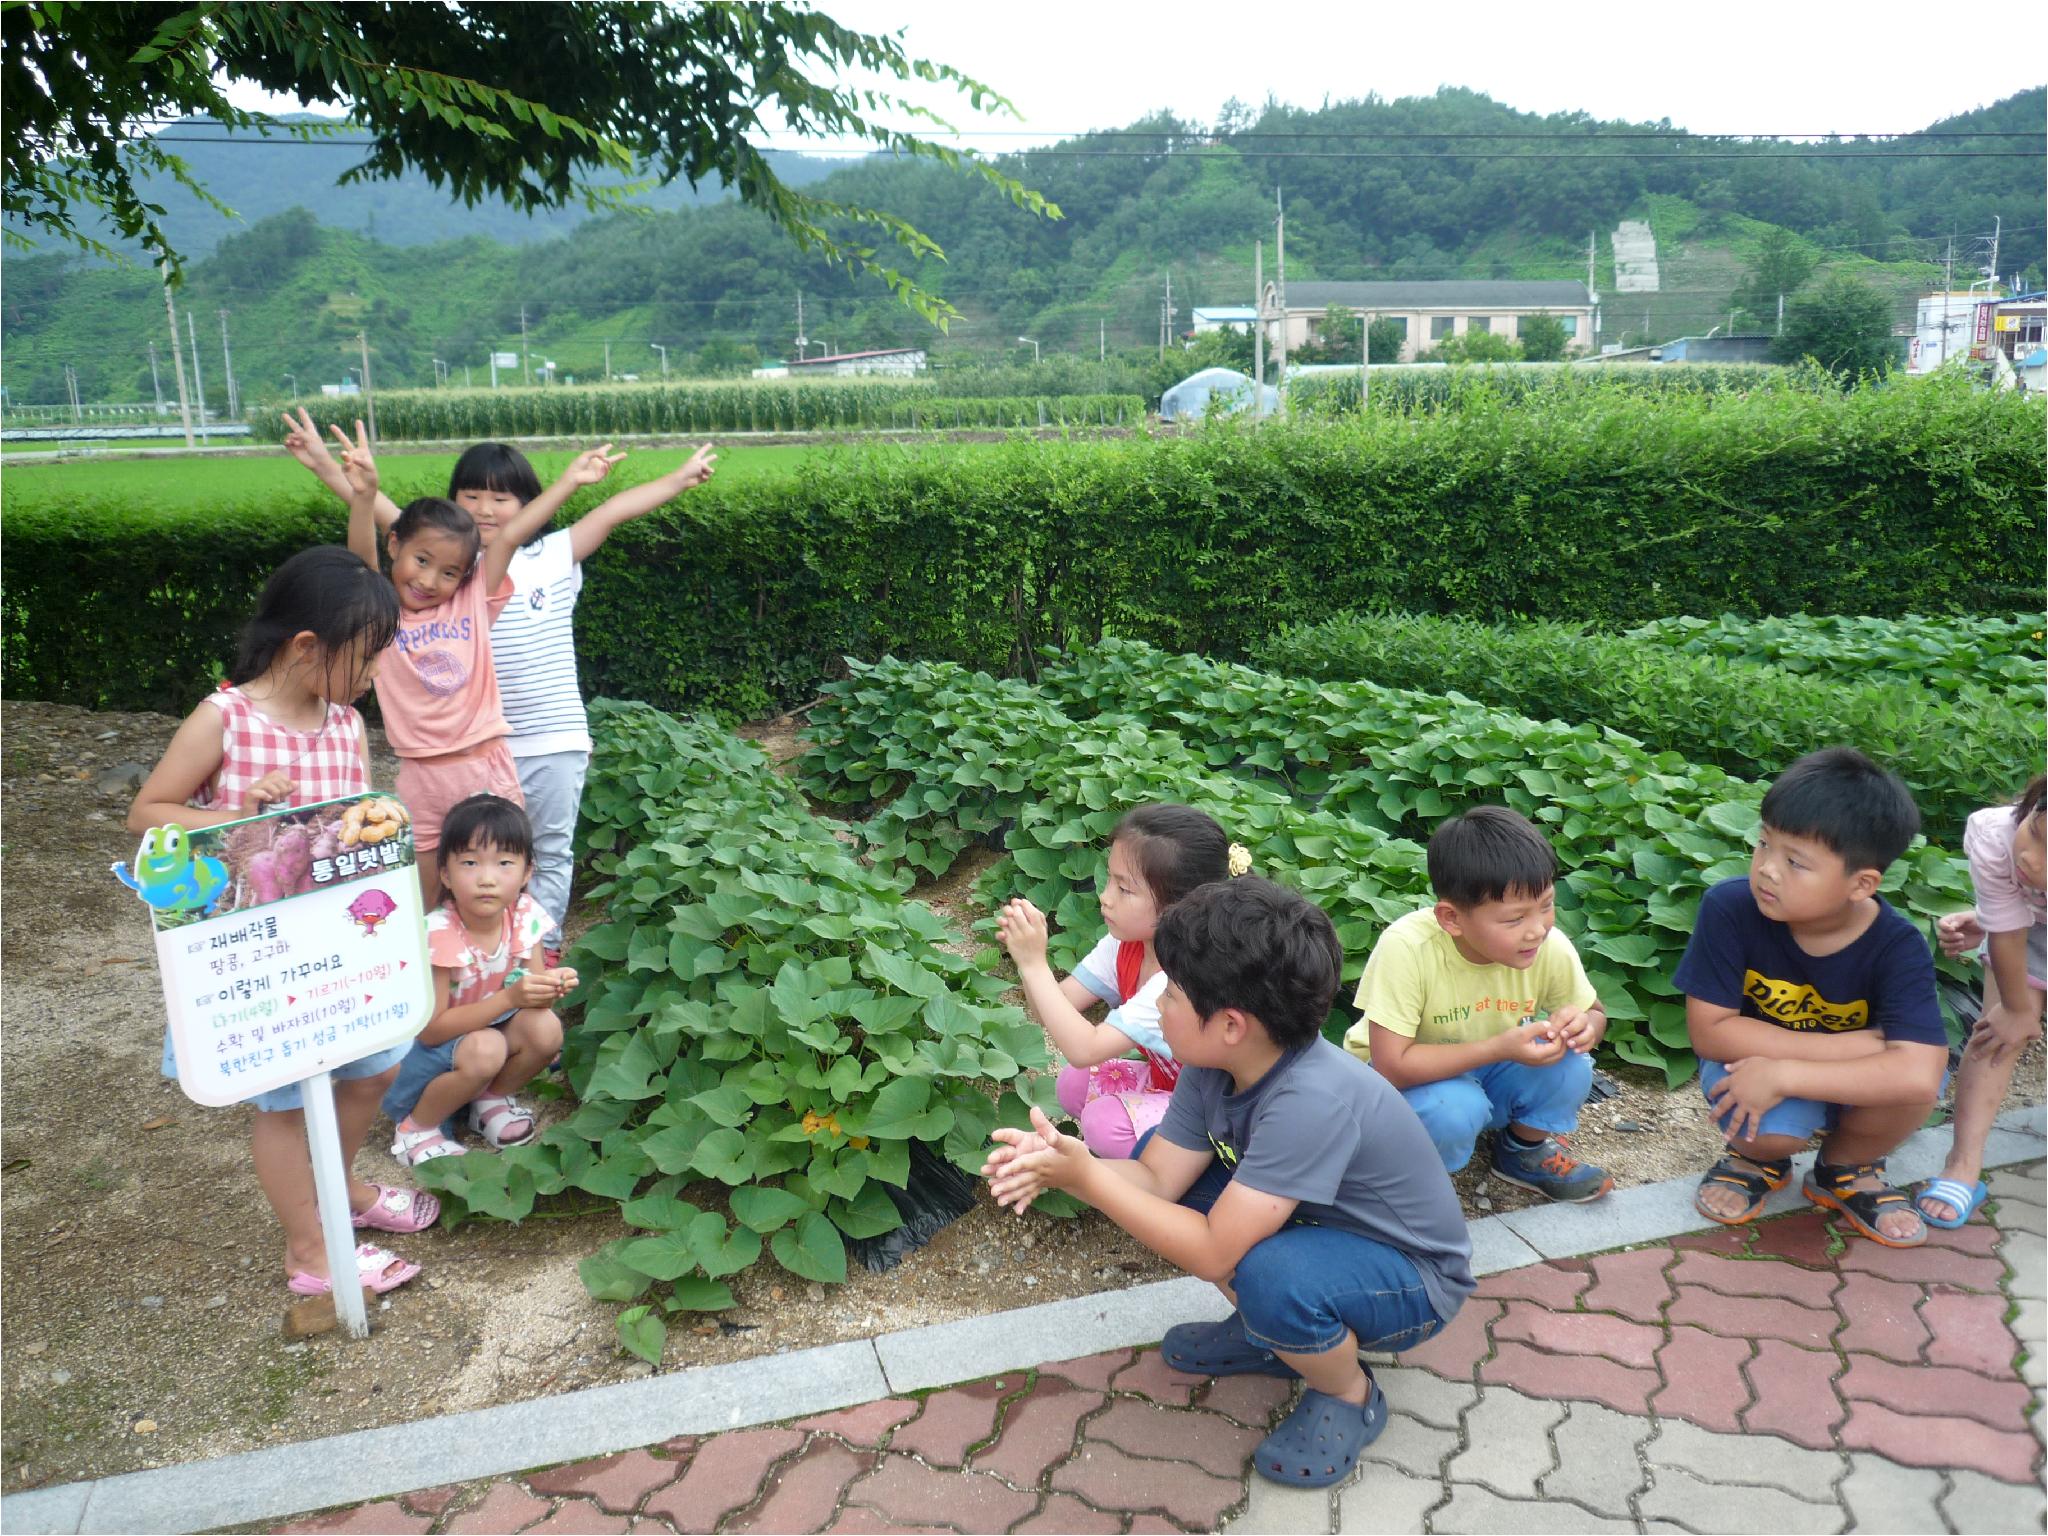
left=333, top=421, right=617, bottom=909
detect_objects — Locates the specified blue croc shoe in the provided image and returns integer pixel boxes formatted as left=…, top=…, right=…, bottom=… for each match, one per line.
left=1491, top=1132, right=1614, bottom=1203
left=1255, top=1378, right=1388, bottom=1487
left=1161, top=1313, right=1299, bottom=1379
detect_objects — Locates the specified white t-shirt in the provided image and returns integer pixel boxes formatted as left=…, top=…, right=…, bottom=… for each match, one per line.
left=1069, top=933, right=1171, bottom=1056
left=492, top=531, right=590, bottom=757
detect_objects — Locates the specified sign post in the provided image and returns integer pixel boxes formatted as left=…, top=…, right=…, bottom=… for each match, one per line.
left=300, top=1069, right=371, bottom=1336
left=116, top=792, right=432, bottom=1336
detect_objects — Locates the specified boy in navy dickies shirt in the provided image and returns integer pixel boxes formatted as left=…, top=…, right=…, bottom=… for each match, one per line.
left=1678, top=748, right=1946, bottom=1248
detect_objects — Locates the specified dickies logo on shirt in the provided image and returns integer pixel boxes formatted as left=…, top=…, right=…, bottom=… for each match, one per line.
left=1742, top=970, right=1870, bottom=1031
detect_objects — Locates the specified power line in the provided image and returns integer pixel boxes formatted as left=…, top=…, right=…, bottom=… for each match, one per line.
left=141, top=134, right=2042, bottom=159
left=128, top=115, right=2044, bottom=140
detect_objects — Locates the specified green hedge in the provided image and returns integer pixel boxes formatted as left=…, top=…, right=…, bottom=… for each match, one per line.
left=1624, top=612, right=2045, bottom=703
left=1253, top=611, right=2043, bottom=842
left=7, top=378, right=2041, bottom=718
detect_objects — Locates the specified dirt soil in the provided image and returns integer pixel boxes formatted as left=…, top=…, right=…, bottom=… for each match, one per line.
left=4, top=698, right=2039, bottom=1493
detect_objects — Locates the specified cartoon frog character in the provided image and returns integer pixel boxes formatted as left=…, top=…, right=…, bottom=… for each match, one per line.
left=112, top=824, right=230, bottom=914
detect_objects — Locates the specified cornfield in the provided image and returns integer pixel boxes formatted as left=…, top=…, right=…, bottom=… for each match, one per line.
left=249, top=382, right=1146, bottom=441
left=1286, top=361, right=1797, bottom=415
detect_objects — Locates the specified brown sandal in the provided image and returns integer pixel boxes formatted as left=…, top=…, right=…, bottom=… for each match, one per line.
left=1695, top=1148, right=1792, bottom=1225
left=1804, top=1159, right=1926, bottom=1248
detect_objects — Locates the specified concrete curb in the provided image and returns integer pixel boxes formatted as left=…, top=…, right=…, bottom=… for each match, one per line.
left=6, top=1104, right=2041, bottom=1535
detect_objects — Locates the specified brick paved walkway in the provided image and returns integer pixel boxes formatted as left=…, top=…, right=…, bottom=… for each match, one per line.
left=270, top=1162, right=2046, bottom=1535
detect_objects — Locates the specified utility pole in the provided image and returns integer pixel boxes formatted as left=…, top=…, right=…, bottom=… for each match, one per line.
left=160, top=271, right=194, bottom=447
left=63, top=365, right=81, bottom=423
left=1274, top=189, right=1288, bottom=405
left=794, top=293, right=807, bottom=361
left=1254, top=239, right=1265, bottom=411
left=186, top=309, right=210, bottom=444
left=603, top=340, right=611, bottom=381
left=650, top=343, right=668, bottom=377
left=519, top=304, right=531, bottom=385
left=1987, top=215, right=2002, bottom=292
left=1164, top=271, right=1175, bottom=353
left=218, top=310, right=238, bottom=419
left=1587, top=231, right=1600, bottom=341
left=1941, top=235, right=1955, bottom=367
left=358, top=330, right=377, bottom=445
left=1776, top=293, right=1785, bottom=336
left=147, top=340, right=165, bottom=415
left=1361, top=313, right=1370, bottom=412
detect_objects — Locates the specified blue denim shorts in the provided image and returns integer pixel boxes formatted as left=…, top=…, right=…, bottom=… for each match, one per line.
left=159, top=1027, right=407, bottom=1115
left=1698, top=1058, right=1950, bottom=1142
left=1134, top=1129, right=1445, bottom=1356
left=381, top=1011, right=514, bottom=1125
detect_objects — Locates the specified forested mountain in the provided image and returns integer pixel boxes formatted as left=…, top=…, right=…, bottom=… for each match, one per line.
left=6, top=87, right=2040, bottom=406
left=0, top=117, right=847, bottom=256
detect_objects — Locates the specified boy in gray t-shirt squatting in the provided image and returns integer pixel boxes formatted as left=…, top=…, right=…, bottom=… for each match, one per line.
left=985, top=876, right=1474, bottom=1490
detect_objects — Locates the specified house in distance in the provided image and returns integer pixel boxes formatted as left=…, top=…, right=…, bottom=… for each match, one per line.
left=1260, top=280, right=1597, bottom=361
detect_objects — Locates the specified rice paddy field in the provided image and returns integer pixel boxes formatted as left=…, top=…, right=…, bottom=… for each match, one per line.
left=0, top=439, right=983, bottom=515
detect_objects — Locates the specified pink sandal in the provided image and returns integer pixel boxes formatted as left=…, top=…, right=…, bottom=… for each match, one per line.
left=287, top=1242, right=421, bottom=1296
left=352, top=1183, right=441, bottom=1234
left=468, top=1094, right=536, bottom=1149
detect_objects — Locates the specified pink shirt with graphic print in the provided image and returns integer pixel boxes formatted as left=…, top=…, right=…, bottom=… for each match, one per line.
left=374, top=570, right=516, bottom=759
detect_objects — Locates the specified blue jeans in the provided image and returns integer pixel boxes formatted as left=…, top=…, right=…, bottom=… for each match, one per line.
left=1134, top=1129, right=1445, bottom=1356
left=1401, top=1053, right=1593, bottom=1172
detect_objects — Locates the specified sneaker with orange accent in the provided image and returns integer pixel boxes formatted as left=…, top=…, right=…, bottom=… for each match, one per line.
left=1490, top=1132, right=1613, bottom=1203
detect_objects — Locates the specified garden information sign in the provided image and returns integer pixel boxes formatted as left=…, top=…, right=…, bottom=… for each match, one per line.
left=116, top=791, right=431, bottom=1335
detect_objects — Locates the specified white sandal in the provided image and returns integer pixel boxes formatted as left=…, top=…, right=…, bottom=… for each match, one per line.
left=390, top=1123, right=464, bottom=1167
left=468, top=1094, right=536, bottom=1149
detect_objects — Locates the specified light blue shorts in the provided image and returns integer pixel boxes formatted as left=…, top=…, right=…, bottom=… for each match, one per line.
left=1699, top=1058, right=1949, bottom=1142
left=159, top=1028, right=407, bottom=1115
left=381, top=1011, right=516, bottom=1126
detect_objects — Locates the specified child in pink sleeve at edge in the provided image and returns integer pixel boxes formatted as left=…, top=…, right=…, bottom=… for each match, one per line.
left=1918, top=774, right=2046, bottom=1227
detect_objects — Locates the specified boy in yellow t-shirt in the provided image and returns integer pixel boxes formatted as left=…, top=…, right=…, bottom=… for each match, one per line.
left=1344, top=806, right=1613, bottom=1202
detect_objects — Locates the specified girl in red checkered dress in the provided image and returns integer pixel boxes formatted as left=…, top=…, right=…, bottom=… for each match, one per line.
left=128, top=547, right=442, bottom=1296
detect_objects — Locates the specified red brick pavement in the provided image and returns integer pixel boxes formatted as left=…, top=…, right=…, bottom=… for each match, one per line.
left=275, top=1198, right=2043, bottom=1535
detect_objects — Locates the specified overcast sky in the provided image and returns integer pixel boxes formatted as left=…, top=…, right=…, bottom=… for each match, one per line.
left=220, top=0, right=2042, bottom=147
left=808, top=0, right=2043, bottom=145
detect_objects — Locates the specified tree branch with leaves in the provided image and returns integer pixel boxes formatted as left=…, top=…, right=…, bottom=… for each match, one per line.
left=1, top=1, right=1057, bottom=323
